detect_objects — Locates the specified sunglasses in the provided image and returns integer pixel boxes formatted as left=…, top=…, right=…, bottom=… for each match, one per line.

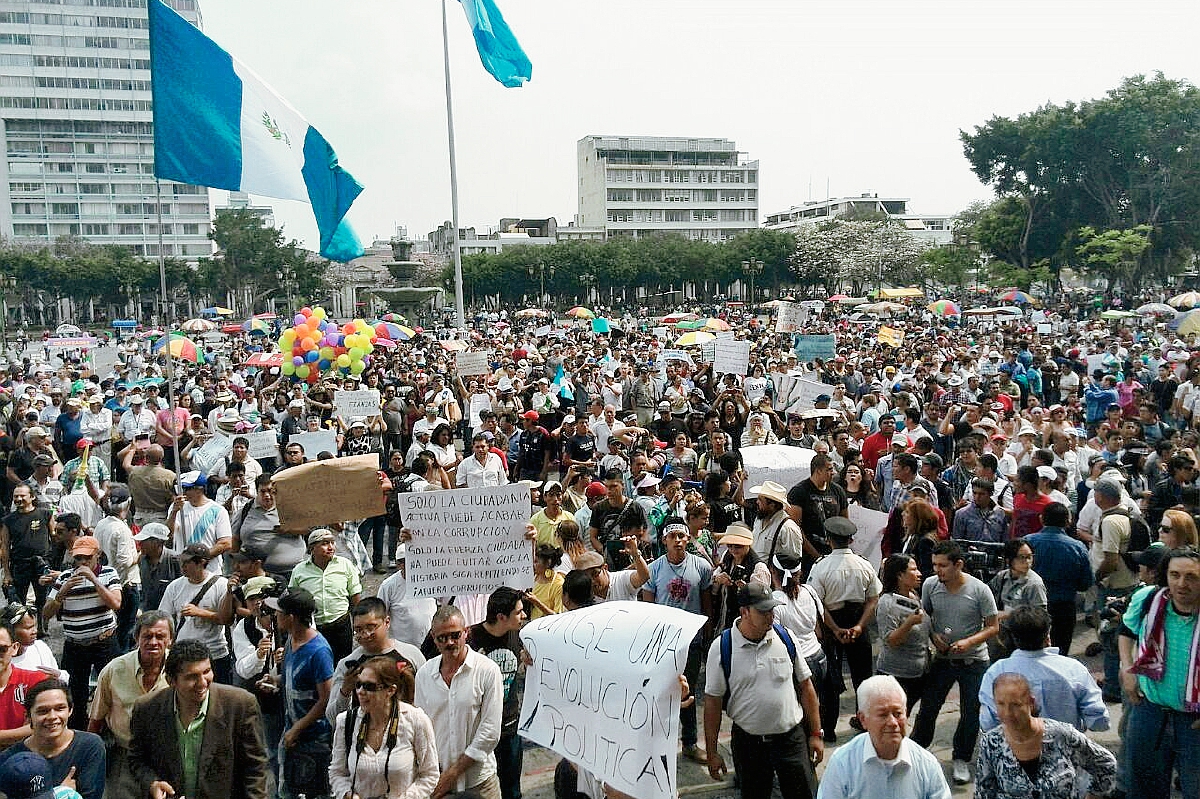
left=434, top=630, right=464, bottom=644
left=355, top=680, right=384, bottom=693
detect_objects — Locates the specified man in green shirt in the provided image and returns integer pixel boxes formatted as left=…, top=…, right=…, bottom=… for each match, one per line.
left=128, top=640, right=268, bottom=799
left=288, top=528, right=362, bottom=662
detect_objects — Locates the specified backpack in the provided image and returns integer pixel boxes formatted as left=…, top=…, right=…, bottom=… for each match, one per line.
left=1121, top=515, right=1153, bottom=572
left=719, top=622, right=799, bottom=710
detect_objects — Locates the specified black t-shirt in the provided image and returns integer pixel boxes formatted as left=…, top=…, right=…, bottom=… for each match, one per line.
left=517, top=428, right=550, bottom=474
left=707, top=497, right=742, bottom=536
left=786, top=478, right=848, bottom=540
left=8, top=446, right=39, bottom=483
left=2, top=507, right=51, bottom=560
left=588, top=498, right=647, bottom=543
left=566, top=434, right=596, bottom=464
left=651, top=417, right=686, bottom=442
left=468, top=623, right=524, bottom=737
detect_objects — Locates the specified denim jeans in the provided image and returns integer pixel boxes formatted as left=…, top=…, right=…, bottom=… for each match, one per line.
left=681, top=632, right=705, bottom=748
left=495, top=732, right=523, bottom=799
left=280, top=731, right=332, bottom=799
left=61, top=634, right=119, bottom=730
left=1124, top=699, right=1200, bottom=799
left=910, top=658, right=988, bottom=761
left=358, top=514, right=389, bottom=567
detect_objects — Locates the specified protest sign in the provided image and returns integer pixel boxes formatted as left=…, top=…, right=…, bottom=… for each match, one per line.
left=715, top=330, right=734, bottom=340
left=1086, top=353, right=1110, bottom=375
left=773, top=375, right=836, bottom=415
left=455, top=351, right=491, bottom=377
left=847, top=505, right=888, bottom=569
left=657, top=349, right=692, bottom=365
left=401, top=484, right=531, bottom=598
left=741, top=444, right=814, bottom=496
left=288, top=429, right=339, bottom=459
left=792, top=334, right=836, bottom=361
left=519, top=602, right=706, bottom=799
left=1036, top=323, right=1052, bottom=335
left=712, top=339, right=751, bottom=376
left=699, top=341, right=716, bottom=362
left=333, top=388, right=380, bottom=418
left=46, top=336, right=97, bottom=349
left=775, top=302, right=807, bottom=334
left=652, top=326, right=668, bottom=341
left=214, top=428, right=278, bottom=461
left=273, top=454, right=384, bottom=530
left=191, top=434, right=233, bottom=476
left=878, top=326, right=905, bottom=347
left=592, top=318, right=611, bottom=334
left=534, top=325, right=552, bottom=338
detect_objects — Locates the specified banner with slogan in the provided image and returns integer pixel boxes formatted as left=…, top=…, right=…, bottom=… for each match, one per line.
left=792, top=334, right=836, bottom=361
left=878, top=326, right=905, bottom=347
left=400, top=484, right=531, bottom=598
left=46, top=336, right=98, bottom=349
left=214, top=428, right=279, bottom=461
left=518, top=601, right=707, bottom=799
left=333, top=388, right=381, bottom=418
left=712, top=339, right=751, bottom=376
left=772, top=375, right=836, bottom=416
left=775, top=301, right=807, bottom=334
left=456, top=350, right=491, bottom=377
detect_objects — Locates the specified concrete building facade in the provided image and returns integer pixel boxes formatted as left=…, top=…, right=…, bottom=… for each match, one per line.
left=577, top=135, right=759, bottom=242
left=0, top=0, right=212, bottom=258
left=764, top=194, right=954, bottom=245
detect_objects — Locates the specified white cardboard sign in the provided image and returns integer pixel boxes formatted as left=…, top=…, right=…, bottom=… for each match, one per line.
left=740, top=444, right=814, bottom=497
left=333, top=388, right=381, bottom=418
left=214, top=428, right=279, bottom=461
left=713, top=340, right=751, bottom=376
left=287, top=429, right=339, bottom=459
left=456, top=351, right=491, bottom=377
left=847, top=504, right=888, bottom=570
left=775, top=302, right=807, bottom=334
left=772, top=375, right=835, bottom=415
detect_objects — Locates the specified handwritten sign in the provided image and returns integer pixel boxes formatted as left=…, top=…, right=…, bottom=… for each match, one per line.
left=518, top=602, right=706, bottom=799
left=741, top=444, right=814, bottom=496
left=191, top=434, right=233, bottom=476
left=333, top=388, right=380, bottom=419
left=847, top=504, right=888, bottom=569
left=455, top=351, right=491, bottom=377
left=772, top=375, right=835, bottom=415
left=713, top=339, right=751, bottom=376
left=400, top=484, right=531, bottom=598
left=699, top=341, right=717, bottom=362
left=657, top=349, right=692, bottom=365
left=775, top=302, right=807, bottom=334
left=214, top=428, right=279, bottom=461
left=1036, top=323, right=1052, bottom=335
left=273, top=454, right=384, bottom=530
left=652, top=326, right=668, bottom=341
left=878, top=326, right=905, bottom=347
left=792, top=334, right=836, bottom=361
left=287, top=429, right=338, bottom=459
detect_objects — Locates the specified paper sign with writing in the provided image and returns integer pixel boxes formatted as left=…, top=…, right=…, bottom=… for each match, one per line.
left=214, top=428, right=279, bottom=461
left=401, top=484, right=532, bottom=597
left=847, top=504, right=888, bottom=569
left=878, top=326, right=905, bottom=347
left=455, top=351, right=491, bottom=377
left=792, top=334, right=836, bottom=361
left=741, top=443, right=814, bottom=498
left=191, top=434, right=233, bottom=476
left=652, top=326, right=668, bottom=341
left=775, top=302, right=807, bottom=334
left=698, top=341, right=717, bottom=362
left=519, top=602, right=706, bottom=799
left=1036, top=323, right=1052, bottom=335
left=773, top=375, right=836, bottom=415
left=712, top=339, right=751, bottom=376
left=657, top=349, right=692, bottom=365
left=273, top=454, right=384, bottom=530
left=287, top=429, right=339, bottom=459
left=333, top=389, right=381, bottom=418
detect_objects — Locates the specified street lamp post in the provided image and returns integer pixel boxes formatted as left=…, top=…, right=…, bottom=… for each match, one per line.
left=527, top=262, right=555, bottom=305
left=742, top=258, right=763, bottom=306
left=275, top=269, right=295, bottom=313
left=0, top=276, right=14, bottom=357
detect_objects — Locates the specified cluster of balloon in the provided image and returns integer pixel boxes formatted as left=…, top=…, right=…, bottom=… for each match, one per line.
left=278, top=306, right=376, bottom=382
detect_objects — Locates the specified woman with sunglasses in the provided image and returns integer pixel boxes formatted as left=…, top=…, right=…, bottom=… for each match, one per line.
left=1157, top=508, right=1199, bottom=550
left=330, top=655, right=439, bottom=799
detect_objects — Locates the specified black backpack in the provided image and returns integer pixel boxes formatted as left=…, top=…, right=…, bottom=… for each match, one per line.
left=1121, top=515, right=1153, bottom=572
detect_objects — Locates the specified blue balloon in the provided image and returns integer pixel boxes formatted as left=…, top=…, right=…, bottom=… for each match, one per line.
left=337, top=334, right=346, bottom=346
left=317, top=359, right=331, bottom=371
left=305, top=350, right=319, bottom=363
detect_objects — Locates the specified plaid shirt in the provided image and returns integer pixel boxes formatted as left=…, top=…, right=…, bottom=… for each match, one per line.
left=887, top=475, right=936, bottom=512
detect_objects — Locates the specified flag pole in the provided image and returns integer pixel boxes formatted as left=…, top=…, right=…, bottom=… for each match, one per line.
left=441, top=0, right=467, bottom=330
left=154, top=178, right=183, bottom=496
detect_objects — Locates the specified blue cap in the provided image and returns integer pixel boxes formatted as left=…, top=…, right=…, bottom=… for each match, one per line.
left=814, top=394, right=831, bottom=404
left=179, top=470, right=208, bottom=489
left=0, top=751, right=56, bottom=799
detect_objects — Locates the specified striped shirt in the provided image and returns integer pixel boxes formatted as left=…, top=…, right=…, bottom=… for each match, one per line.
left=47, top=566, right=120, bottom=642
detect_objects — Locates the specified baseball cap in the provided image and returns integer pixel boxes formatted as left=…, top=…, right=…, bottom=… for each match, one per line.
left=737, top=583, right=783, bottom=612
left=179, top=471, right=207, bottom=489
left=563, top=415, right=577, bottom=424
left=288, top=398, right=305, bottom=409
left=180, top=543, right=211, bottom=562
left=32, top=454, right=54, bottom=467
left=24, top=426, right=47, bottom=439
left=133, top=522, right=170, bottom=542
left=266, top=588, right=316, bottom=617
left=521, top=410, right=540, bottom=421
left=657, top=401, right=671, bottom=411
left=0, top=751, right=56, bottom=799
left=307, top=528, right=336, bottom=546
left=242, top=575, right=278, bottom=600
left=1036, top=465, right=1057, bottom=481
left=70, top=536, right=101, bottom=557
left=584, top=481, right=608, bottom=499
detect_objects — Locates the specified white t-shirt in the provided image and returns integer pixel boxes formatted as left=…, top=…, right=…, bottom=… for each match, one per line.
left=603, top=570, right=639, bottom=602
left=172, top=499, right=232, bottom=554
left=377, top=571, right=438, bottom=647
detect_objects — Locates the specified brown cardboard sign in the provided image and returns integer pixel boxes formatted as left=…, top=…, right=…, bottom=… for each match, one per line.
left=273, top=454, right=384, bottom=530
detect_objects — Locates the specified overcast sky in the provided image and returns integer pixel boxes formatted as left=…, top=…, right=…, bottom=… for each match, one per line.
left=198, top=0, right=1197, bottom=255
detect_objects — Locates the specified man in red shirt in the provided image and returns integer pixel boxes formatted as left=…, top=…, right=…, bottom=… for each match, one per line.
left=862, top=414, right=899, bottom=471
left=0, top=619, right=47, bottom=746
left=1011, top=465, right=1052, bottom=540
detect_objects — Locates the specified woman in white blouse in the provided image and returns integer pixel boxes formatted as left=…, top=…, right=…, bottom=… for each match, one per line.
left=331, top=656, right=440, bottom=799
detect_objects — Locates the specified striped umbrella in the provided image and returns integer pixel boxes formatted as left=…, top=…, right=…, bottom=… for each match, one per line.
left=1168, top=292, right=1200, bottom=309
left=927, top=299, right=961, bottom=316
left=1136, top=302, right=1177, bottom=318
left=241, top=318, right=271, bottom=335
left=674, top=331, right=716, bottom=346
left=1000, top=289, right=1035, bottom=304
left=153, top=334, right=203, bottom=363
left=566, top=306, right=595, bottom=319
left=703, top=318, right=732, bottom=332
left=180, top=318, right=216, bottom=333
left=377, top=322, right=415, bottom=340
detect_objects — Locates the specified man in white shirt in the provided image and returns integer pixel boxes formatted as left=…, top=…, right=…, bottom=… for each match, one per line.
left=414, top=605, right=503, bottom=799
left=817, top=675, right=951, bottom=799
left=117, top=395, right=156, bottom=444
left=167, top=471, right=232, bottom=560
left=412, top=404, right=450, bottom=440
left=376, top=546, right=437, bottom=646
left=456, top=434, right=508, bottom=488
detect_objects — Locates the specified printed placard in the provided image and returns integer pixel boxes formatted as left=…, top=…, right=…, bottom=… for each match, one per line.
left=456, top=351, right=491, bottom=377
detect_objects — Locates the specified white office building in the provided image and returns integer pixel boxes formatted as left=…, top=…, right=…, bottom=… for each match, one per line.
left=0, top=0, right=212, bottom=258
left=577, top=135, right=758, bottom=242
left=764, top=194, right=953, bottom=245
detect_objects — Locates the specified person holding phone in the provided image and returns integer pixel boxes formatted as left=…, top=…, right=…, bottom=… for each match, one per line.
left=875, top=554, right=931, bottom=714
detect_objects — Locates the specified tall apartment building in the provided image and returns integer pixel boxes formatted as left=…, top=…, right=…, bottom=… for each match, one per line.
left=577, top=135, right=758, bottom=242
left=0, top=0, right=211, bottom=259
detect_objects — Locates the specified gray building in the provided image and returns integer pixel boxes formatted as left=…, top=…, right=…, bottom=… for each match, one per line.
left=0, top=0, right=212, bottom=258
left=577, top=135, right=758, bottom=242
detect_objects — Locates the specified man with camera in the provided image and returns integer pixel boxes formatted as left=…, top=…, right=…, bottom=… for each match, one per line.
left=1, top=484, right=53, bottom=627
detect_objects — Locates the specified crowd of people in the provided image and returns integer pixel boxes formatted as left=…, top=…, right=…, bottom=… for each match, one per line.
left=0, top=293, right=1191, bottom=799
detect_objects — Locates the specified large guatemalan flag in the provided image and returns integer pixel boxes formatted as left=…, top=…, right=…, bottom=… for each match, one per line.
left=148, top=0, right=364, bottom=261
left=459, top=0, right=532, bottom=88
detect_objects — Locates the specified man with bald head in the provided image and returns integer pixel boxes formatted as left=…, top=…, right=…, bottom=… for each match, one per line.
left=128, top=443, right=176, bottom=526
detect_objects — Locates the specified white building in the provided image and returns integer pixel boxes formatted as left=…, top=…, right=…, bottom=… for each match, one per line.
left=0, top=0, right=212, bottom=258
left=764, top=194, right=953, bottom=245
left=577, top=135, right=759, bottom=242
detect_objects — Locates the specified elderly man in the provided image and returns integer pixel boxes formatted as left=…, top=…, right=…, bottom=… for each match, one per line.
left=128, top=640, right=268, bottom=799
left=415, top=604, right=503, bottom=799
left=88, top=610, right=173, bottom=796
left=127, top=444, right=176, bottom=526
left=817, top=675, right=950, bottom=799
left=288, top=528, right=361, bottom=662
left=168, top=471, right=232, bottom=560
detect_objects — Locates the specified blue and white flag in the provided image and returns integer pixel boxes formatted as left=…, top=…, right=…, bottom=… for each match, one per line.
left=459, top=0, right=532, bottom=88
left=148, top=0, right=363, bottom=262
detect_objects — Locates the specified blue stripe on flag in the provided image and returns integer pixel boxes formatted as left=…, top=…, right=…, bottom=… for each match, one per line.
left=148, top=0, right=242, bottom=189
left=302, top=127, right=364, bottom=264
left=459, top=0, right=532, bottom=88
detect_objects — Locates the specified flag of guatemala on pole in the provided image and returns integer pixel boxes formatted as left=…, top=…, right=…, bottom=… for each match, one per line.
left=459, top=0, right=532, bottom=88
left=148, top=0, right=364, bottom=262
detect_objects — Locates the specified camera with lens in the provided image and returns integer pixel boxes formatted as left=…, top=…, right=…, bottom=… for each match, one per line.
left=728, top=564, right=748, bottom=583
left=952, top=539, right=1007, bottom=583
left=34, top=556, right=52, bottom=579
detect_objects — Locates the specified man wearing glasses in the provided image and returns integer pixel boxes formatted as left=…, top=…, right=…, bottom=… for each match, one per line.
left=415, top=604, right=503, bottom=799
left=324, top=596, right=425, bottom=727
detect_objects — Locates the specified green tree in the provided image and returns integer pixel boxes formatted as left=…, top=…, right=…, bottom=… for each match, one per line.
left=1075, top=225, right=1154, bottom=291
left=201, top=209, right=326, bottom=310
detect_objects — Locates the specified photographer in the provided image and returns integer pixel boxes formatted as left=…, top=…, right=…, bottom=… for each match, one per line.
left=1, top=484, right=53, bottom=625
left=711, top=524, right=769, bottom=629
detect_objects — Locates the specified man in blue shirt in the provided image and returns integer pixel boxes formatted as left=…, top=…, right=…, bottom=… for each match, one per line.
left=979, top=606, right=1108, bottom=733
left=1084, top=374, right=1119, bottom=429
left=1026, top=502, right=1093, bottom=655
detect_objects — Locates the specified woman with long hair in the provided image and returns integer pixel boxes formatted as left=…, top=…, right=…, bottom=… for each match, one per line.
left=429, top=423, right=459, bottom=488
left=666, top=432, right=699, bottom=481
left=875, top=553, right=930, bottom=713
left=330, top=656, right=439, bottom=799
left=703, top=470, right=741, bottom=536
left=839, top=462, right=881, bottom=510
left=900, top=499, right=940, bottom=578
left=1158, top=508, right=1199, bottom=549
